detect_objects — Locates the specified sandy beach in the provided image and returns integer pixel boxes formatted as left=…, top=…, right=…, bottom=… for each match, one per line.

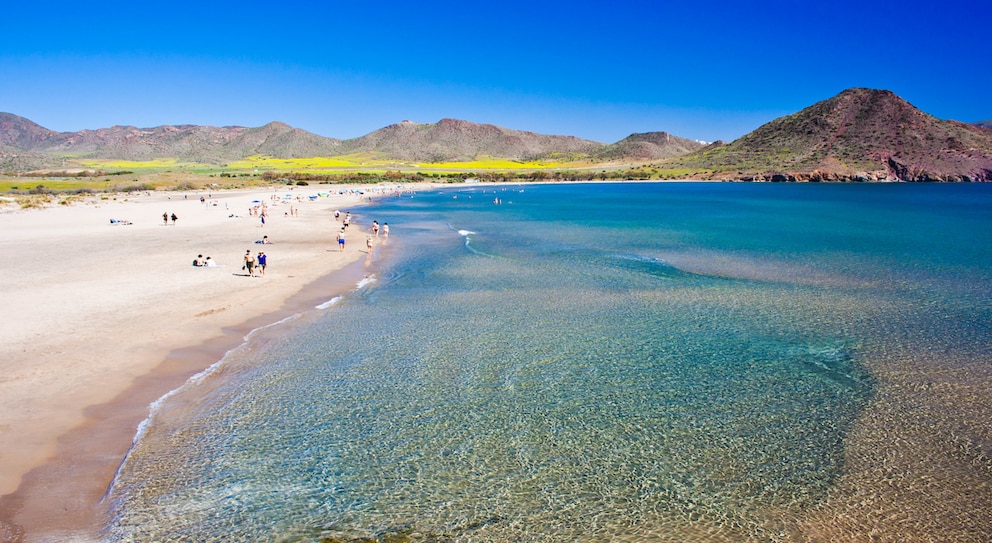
left=0, top=184, right=419, bottom=542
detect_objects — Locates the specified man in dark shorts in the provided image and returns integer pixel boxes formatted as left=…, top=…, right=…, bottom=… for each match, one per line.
left=244, top=249, right=256, bottom=277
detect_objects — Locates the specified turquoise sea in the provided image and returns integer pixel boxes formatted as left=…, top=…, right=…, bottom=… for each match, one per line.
left=106, top=182, right=992, bottom=542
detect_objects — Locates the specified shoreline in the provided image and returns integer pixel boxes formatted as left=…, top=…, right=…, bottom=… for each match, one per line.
left=0, top=183, right=421, bottom=542
left=3, top=181, right=989, bottom=541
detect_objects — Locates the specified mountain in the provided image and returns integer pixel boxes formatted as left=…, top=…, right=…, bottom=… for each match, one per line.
left=3, top=92, right=992, bottom=181
left=0, top=113, right=64, bottom=170
left=0, top=115, right=707, bottom=169
left=0, top=117, right=343, bottom=164
left=670, top=88, right=992, bottom=182
left=338, top=118, right=603, bottom=162
left=975, top=120, right=992, bottom=130
left=0, top=115, right=639, bottom=169
left=0, top=113, right=58, bottom=148
left=594, top=132, right=706, bottom=160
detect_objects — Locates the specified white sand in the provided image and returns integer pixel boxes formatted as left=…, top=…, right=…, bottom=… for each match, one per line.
left=0, top=184, right=419, bottom=541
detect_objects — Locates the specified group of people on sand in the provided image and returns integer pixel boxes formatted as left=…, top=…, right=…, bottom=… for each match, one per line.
left=195, top=249, right=267, bottom=277
left=191, top=240, right=268, bottom=277
left=162, top=212, right=178, bottom=225
left=191, top=254, right=219, bottom=267
left=243, top=249, right=267, bottom=277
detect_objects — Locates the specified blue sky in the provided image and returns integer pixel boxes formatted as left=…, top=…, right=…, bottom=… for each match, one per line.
left=2, top=0, right=989, bottom=143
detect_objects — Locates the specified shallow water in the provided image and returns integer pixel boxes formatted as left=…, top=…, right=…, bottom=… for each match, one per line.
left=106, top=183, right=992, bottom=542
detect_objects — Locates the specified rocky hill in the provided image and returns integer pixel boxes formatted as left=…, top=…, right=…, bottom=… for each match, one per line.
left=594, top=132, right=706, bottom=161
left=669, top=88, right=992, bottom=182
left=3, top=91, right=992, bottom=181
left=0, top=114, right=344, bottom=164
left=337, top=118, right=603, bottom=162
left=0, top=114, right=713, bottom=172
left=0, top=113, right=55, bottom=149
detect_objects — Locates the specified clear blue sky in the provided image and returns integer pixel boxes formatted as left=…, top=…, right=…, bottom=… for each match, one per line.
left=2, top=0, right=989, bottom=144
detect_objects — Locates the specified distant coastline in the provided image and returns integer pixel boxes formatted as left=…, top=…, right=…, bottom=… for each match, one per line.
left=4, top=89, right=991, bottom=184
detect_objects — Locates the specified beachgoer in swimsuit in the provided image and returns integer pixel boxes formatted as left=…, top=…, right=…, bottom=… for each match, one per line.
left=244, top=250, right=256, bottom=277
left=257, top=252, right=267, bottom=276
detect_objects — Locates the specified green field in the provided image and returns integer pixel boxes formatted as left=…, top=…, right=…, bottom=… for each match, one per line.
left=0, top=152, right=684, bottom=206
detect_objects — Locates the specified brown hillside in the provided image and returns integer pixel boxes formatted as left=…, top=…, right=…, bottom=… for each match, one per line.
left=340, top=119, right=604, bottom=162
left=39, top=122, right=343, bottom=163
left=3, top=94, right=990, bottom=180
left=596, top=132, right=705, bottom=160
left=673, top=88, right=992, bottom=181
left=0, top=113, right=59, bottom=148
left=0, top=116, right=345, bottom=166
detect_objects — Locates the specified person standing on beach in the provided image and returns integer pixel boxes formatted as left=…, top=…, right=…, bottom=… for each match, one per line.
left=383, top=223, right=389, bottom=239
left=163, top=212, right=168, bottom=226
left=257, top=252, right=267, bottom=276
left=244, top=250, right=256, bottom=277
left=337, top=230, right=346, bottom=251
left=171, top=213, right=178, bottom=225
